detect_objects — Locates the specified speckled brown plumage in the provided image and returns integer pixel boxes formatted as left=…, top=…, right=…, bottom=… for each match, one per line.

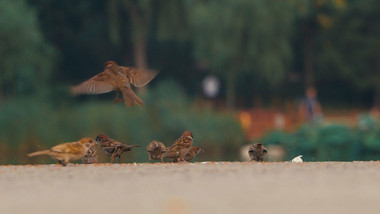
left=248, top=143, right=267, bottom=162
left=71, top=61, right=158, bottom=107
left=164, top=131, right=193, bottom=163
left=95, top=134, right=139, bottom=163
left=82, top=143, right=98, bottom=164
left=147, top=140, right=167, bottom=162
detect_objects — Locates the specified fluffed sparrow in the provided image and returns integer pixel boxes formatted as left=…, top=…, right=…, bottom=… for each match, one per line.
left=248, top=143, right=267, bottom=162
left=82, top=143, right=98, bottom=164
left=147, top=140, right=167, bottom=162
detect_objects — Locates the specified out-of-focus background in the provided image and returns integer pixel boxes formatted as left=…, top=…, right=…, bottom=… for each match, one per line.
left=0, top=0, right=379, bottom=164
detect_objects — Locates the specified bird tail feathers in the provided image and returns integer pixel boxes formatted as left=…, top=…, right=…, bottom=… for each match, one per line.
left=27, top=150, right=51, bottom=157
left=121, top=88, right=143, bottom=106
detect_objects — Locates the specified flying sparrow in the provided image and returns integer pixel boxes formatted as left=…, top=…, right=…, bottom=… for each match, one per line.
left=95, top=134, right=140, bottom=163
left=147, top=140, right=167, bottom=162
left=183, top=147, right=204, bottom=162
left=164, top=131, right=193, bottom=163
left=248, top=143, right=268, bottom=162
left=71, top=61, right=158, bottom=107
left=28, top=138, right=95, bottom=166
left=82, top=143, right=98, bottom=164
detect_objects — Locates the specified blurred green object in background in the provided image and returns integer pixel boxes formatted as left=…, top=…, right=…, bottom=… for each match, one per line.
left=262, top=117, right=380, bottom=162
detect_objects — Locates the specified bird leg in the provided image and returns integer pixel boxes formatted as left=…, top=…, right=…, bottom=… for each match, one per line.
left=113, top=90, right=124, bottom=104
left=111, top=154, right=115, bottom=164
left=57, top=160, right=66, bottom=166
left=117, top=155, right=121, bottom=164
left=179, top=156, right=189, bottom=163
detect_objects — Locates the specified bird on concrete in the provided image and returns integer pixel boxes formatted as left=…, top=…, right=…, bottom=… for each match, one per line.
left=28, top=138, right=95, bottom=166
left=82, top=143, right=98, bottom=164
left=248, top=143, right=267, bottom=162
left=95, top=134, right=140, bottom=163
left=164, top=131, right=193, bottom=163
left=147, top=140, right=167, bottom=163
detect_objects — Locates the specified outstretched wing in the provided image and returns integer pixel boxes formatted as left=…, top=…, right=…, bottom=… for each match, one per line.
left=120, top=66, right=158, bottom=87
left=71, top=72, right=115, bottom=95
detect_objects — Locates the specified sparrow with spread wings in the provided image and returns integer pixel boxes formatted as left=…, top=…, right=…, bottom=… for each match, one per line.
left=71, top=61, right=158, bottom=107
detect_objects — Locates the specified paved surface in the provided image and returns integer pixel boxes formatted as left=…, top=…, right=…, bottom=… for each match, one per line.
left=1, top=162, right=380, bottom=214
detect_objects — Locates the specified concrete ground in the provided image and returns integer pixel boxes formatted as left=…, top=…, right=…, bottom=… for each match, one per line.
left=1, top=162, right=379, bottom=214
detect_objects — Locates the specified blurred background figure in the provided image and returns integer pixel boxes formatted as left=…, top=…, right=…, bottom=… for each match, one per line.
left=202, top=75, right=220, bottom=99
left=299, top=86, right=323, bottom=123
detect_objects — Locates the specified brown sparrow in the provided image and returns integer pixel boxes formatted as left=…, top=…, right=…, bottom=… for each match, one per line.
left=82, top=143, right=98, bottom=164
left=28, top=138, right=95, bottom=166
left=248, top=143, right=268, bottom=162
left=146, top=140, right=167, bottom=162
left=71, top=61, right=158, bottom=107
left=164, top=131, right=193, bottom=162
left=183, top=147, right=204, bottom=162
left=95, top=134, right=140, bottom=163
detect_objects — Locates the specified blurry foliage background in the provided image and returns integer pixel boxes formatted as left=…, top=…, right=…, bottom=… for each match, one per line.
left=0, top=0, right=379, bottom=164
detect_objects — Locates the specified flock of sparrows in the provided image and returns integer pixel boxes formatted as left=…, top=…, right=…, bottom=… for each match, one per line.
left=27, top=61, right=269, bottom=165
left=28, top=132, right=205, bottom=166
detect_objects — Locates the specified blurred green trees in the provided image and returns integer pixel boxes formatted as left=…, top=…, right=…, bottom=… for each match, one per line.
left=21, top=0, right=379, bottom=108
left=0, top=0, right=56, bottom=98
left=187, top=0, right=296, bottom=109
left=0, top=0, right=379, bottom=163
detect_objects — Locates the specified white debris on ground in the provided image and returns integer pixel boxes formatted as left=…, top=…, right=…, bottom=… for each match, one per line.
left=292, top=155, right=303, bottom=163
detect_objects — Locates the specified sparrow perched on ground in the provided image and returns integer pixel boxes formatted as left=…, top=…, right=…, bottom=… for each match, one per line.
left=82, top=143, right=98, bottom=164
left=147, top=140, right=167, bottom=162
left=164, top=131, right=193, bottom=163
left=71, top=61, right=158, bottom=107
left=248, top=143, right=268, bottom=162
left=28, top=138, right=95, bottom=166
left=183, top=147, right=204, bottom=162
left=95, top=134, right=140, bottom=163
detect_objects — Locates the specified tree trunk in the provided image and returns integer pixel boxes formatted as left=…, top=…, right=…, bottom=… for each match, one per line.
left=304, top=35, right=314, bottom=87
left=133, top=35, right=148, bottom=68
left=107, top=0, right=121, bottom=47
left=124, top=0, right=151, bottom=68
left=226, top=73, right=236, bottom=111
